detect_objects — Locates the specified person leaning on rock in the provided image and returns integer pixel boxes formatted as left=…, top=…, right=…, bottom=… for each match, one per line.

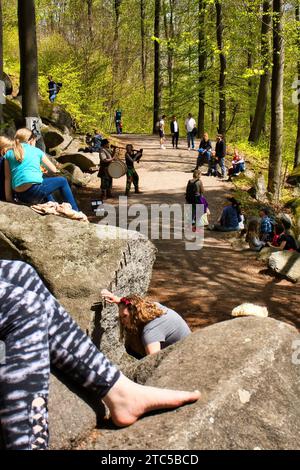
left=101, top=290, right=191, bottom=358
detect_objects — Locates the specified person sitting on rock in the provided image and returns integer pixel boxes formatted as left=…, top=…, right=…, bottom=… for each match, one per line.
left=0, top=137, right=13, bottom=201
left=195, top=133, right=212, bottom=169
left=3, top=128, right=80, bottom=211
left=79, top=130, right=103, bottom=153
left=209, top=196, right=242, bottom=232
left=246, top=219, right=266, bottom=252
left=0, top=259, right=200, bottom=450
left=228, top=149, right=245, bottom=177
left=267, top=223, right=298, bottom=252
left=101, top=290, right=191, bottom=358
left=259, top=207, right=274, bottom=242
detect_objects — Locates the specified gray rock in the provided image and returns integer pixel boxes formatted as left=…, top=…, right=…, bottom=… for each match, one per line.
left=256, top=246, right=279, bottom=262
left=85, top=318, right=300, bottom=450
left=254, top=173, right=268, bottom=202
left=58, top=162, right=91, bottom=187
left=269, top=251, right=300, bottom=282
left=287, top=165, right=300, bottom=187
left=0, top=202, right=156, bottom=364
left=57, top=153, right=100, bottom=172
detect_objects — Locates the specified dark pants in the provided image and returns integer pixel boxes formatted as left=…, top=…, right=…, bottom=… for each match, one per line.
left=0, top=261, right=120, bottom=450
left=16, top=177, right=79, bottom=212
left=126, top=169, right=139, bottom=193
left=172, top=133, right=179, bottom=148
left=187, top=132, right=195, bottom=149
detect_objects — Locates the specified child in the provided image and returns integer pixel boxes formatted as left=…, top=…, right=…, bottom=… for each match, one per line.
left=246, top=219, right=266, bottom=252
left=259, top=207, right=273, bottom=242
left=207, top=150, right=218, bottom=177
left=229, top=149, right=245, bottom=176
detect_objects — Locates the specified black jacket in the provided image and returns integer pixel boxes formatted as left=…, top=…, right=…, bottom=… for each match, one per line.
left=199, top=139, right=212, bottom=151
left=216, top=140, right=226, bottom=158
left=170, top=121, right=180, bottom=134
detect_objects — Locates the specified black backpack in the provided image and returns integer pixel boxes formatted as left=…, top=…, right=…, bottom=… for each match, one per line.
left=186, top=179, right=198, bottom=204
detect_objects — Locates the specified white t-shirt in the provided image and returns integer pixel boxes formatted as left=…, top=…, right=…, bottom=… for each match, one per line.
left=185, top=118, right=196, bottom=133
left=173, top=121, right=179, bottom=133
left=159, top=120, right=165, bottom=131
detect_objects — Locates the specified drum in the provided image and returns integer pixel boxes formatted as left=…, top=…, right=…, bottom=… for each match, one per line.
left=108, top=160, right=127, bottom=179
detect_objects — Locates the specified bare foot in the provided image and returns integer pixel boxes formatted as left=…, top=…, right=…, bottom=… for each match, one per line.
left=103, top=374, right=200, bottom=427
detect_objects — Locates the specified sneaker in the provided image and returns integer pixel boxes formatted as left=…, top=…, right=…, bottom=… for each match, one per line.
left=161, top=145, right=166, bottom=150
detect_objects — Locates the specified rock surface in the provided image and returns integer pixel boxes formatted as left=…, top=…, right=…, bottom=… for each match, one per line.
left=57, top=152, right=100, bottom=172
left=0, top=202, right=156, bottom=364
left=84, top=317, right=300, bottom=451
left=269, top=251, right=300, bottom=282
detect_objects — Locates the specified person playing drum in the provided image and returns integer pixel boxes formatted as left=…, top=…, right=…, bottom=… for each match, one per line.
left=98, top=139, right=116, bottom=199
left=125, top=144, right=143, bottom=196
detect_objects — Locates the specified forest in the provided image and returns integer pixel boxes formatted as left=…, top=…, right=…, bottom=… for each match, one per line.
left=0, top=0, right=300, bottom=199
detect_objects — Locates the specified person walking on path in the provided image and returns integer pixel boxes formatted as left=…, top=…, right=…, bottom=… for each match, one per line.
left=0, top=260, right=200, bottom=450
left=185, top=113, right=197, bottom=150
left=159, top=115, right=166, bottom=150
left=170, top=116, right=180, bottom=149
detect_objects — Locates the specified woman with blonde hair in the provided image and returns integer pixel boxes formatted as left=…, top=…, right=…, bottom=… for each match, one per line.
left=0, top=136, right=13, bottom=201
left=101, top=290, right=191, bottom=357
left=4, top=128, right=79, bottom=210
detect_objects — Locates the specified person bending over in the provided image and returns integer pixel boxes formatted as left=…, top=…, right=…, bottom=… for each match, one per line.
left=0, top=260, right=200, bottom=450
left=4, top=128, right=79, bottom=211
left=101, top=290, right=191, bottom=358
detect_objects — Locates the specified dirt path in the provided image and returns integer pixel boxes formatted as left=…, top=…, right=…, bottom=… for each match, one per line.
left=78, top=134, right=299, bottom=331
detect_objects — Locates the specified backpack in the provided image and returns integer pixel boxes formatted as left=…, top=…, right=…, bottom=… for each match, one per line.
left=0, top=157, right=6, bottom=202
left=156, top=121, right=161, bottom=131
left=186, top=179, right=198, bottom=204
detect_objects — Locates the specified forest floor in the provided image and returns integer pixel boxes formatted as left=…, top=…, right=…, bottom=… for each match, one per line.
left=77, top=134, right=299, bottom=331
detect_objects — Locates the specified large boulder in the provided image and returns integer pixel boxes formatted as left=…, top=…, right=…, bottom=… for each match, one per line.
left=39, top=101, right=74, bottom=132
left=57, top=152, right=100, bottom=171
left=287, top=165, right=300, bottom=187
left=0, top=202, right=156, bottom=364
left=269, top=251, right=300, bottom=283
left=85, top=317, right=300, bottom=451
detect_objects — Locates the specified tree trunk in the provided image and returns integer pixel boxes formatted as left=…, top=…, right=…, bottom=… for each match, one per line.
left=140, top=0, right=147, bottom=89
left=198, top=0, right=207, bottom=138
left=113, top=0, right=122, bottom=74
left=249, top=0, right=272, bottom=143
left=163, top=0, right=175, bottom=114
left=294, top=2, right=300, bottom=168
left=153, top=0, right=161, bottom=134
left=215, top=0, right=226, bottom=137
left=268, top=0, right=284, bottom=199
left=87, top=0, right=93, bottom=41
left=18, top=0, right=39, bottom=118
left=0, top=0, right=3, bottom=125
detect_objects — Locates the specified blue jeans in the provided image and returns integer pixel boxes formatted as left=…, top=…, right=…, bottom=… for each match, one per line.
left=187, top=132, right=195, bottom=149
left=17, top=177, right=79, bottom=211
left=197, top=149, right=212, bottom=167
left=217, top=157, right=226, bottom=177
